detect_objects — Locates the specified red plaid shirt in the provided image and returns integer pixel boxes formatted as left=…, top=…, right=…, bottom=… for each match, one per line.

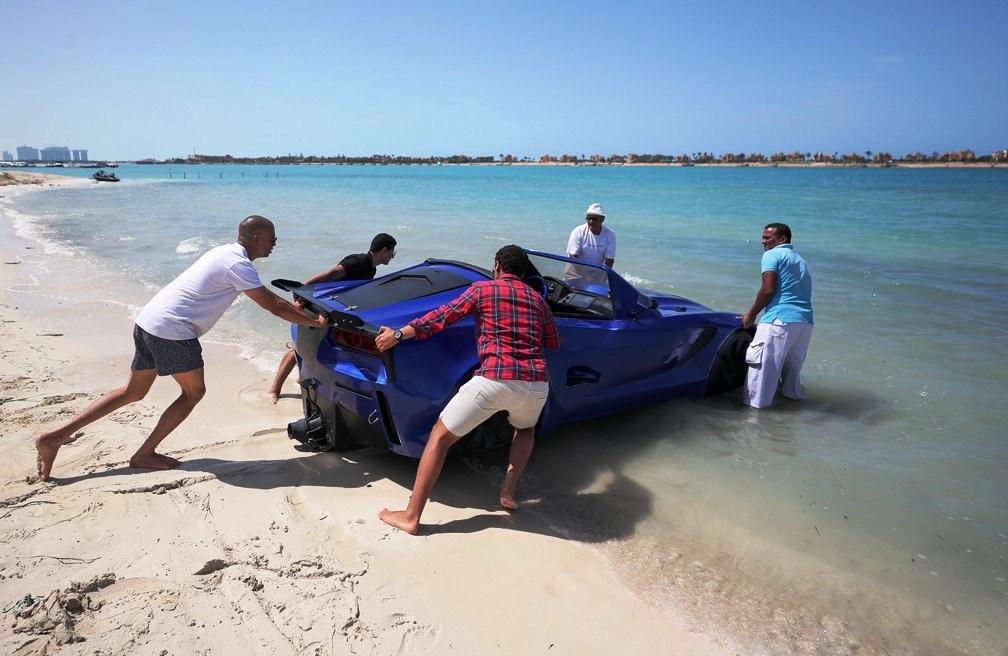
left=409, top=274, right=560, bottom=381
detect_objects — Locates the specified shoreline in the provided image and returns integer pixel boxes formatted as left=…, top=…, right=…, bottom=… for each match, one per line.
left=0, top=175, right=733, bottom=655
left=0, top=171, right=95, bottom=186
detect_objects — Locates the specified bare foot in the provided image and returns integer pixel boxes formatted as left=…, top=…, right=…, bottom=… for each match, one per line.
left=378, top=508, right=419, bottom=535
left=267, top=390, right=280, bottom=404
left=499, top=493, right=520, bottom=511
left=35, top=432, right=67, bottom=482
left=129, top=452, right=181, bottom=471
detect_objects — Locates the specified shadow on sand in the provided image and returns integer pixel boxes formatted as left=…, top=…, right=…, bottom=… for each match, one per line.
left=49, top=403, right=673, bottom=542
left=46, top=385, right=883, bottom=540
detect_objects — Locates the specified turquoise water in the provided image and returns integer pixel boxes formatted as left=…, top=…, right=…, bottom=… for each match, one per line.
left=7, top=164, right=1008, bottom=653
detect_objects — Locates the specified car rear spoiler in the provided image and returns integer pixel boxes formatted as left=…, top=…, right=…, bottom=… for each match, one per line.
left=272, top=278, right=397, bottom=382
left=272, top=278, right=372, bottom=331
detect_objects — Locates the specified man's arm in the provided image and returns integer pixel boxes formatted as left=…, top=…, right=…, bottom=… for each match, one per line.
left=244, top=286, right=327, bottom=327
left=375, top=324, right=416, bottom=352
left=566, top=228, right=580, bottom=259
left=741, top=271, right=778, bottom=329
left=305, top=264, right=347, bottom=285
left=375, top=286, right=479, bottom=351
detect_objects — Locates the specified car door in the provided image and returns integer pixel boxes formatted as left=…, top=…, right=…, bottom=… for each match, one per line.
left=541, top=275, right=673, bottom=429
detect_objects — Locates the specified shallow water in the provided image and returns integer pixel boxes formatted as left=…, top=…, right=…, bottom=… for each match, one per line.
left=6, top=164, right=1008, bottom=653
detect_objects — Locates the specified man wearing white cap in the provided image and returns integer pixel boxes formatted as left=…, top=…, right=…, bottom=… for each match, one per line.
left=567, top=202, right=615, bottom=267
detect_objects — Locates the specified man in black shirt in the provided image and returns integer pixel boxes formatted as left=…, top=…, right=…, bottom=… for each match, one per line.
left=309, top=233, right=396, bottom=283
left=268, top=233, right=397, bottom=401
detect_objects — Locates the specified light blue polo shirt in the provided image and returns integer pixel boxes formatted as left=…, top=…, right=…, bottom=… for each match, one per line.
left=760, top=243, right=813, bottom=325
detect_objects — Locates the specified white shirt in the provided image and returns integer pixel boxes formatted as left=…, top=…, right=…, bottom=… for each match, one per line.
left=567, top=224, right=616, bottom=265
left=135, top=243, right=263, bottom=340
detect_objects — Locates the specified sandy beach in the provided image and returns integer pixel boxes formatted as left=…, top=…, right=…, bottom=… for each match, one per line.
left=0, top=173, right=731, bottom=654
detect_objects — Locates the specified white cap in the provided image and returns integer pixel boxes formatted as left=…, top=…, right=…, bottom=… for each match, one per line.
left=585, top=203, right=606, bottom=218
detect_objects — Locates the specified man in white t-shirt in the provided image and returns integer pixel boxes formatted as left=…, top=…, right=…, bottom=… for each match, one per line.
left=567, top=202, right=615, bottom=267
left=35, top=215, right=327, bottom=482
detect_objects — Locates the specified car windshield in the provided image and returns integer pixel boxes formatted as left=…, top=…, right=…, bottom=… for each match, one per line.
left=527, top=253, right=610, bottom=297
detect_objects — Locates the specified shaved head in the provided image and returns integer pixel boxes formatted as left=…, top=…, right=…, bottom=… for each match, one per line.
left=238, top=215, right=275, bottom=241
left=237, top=215, right=277, bottom=260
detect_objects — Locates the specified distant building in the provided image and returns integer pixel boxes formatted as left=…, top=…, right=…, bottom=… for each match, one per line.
left=17, top=145, right=40, bottom=161
left=40, top=146, right=72, bottom=162
left=72, top=149, right=89, bottom=162
left=1, top=151, right=12, bottom=162
left=187, top=153, right=234, bottom=163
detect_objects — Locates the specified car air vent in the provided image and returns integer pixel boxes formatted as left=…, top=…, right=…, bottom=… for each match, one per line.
left=375, top=391, right=402, bottom=445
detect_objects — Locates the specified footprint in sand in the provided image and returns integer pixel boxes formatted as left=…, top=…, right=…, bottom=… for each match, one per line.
left=109, top=409, right=141, bottom=423
left=39, top=392, right=89, bottom=407
left=0, top=375, right=32, bottom=392
left=109, top=405, right=155, bottom=424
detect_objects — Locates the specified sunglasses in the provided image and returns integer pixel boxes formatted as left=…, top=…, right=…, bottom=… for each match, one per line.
left=586, top=216, right=604, bottom=222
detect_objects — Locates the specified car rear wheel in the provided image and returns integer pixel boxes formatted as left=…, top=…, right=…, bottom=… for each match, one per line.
left=707, top=330, right=753, bottom=395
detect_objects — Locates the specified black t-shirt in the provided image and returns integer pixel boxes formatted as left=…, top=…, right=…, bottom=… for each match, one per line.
left=339, top=253, right=377, bottom=280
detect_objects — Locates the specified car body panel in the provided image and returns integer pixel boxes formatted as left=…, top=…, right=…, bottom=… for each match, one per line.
left=285, top=250, right=747, bottom=458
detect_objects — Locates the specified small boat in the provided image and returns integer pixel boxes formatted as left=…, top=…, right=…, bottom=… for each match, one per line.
left=91, top=170, right=119, bottom=182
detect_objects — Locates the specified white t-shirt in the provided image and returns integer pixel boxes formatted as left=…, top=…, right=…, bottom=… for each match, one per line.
left=567, top=224, right=616, bottom=265
left=135, top=243, right=264, bottom=340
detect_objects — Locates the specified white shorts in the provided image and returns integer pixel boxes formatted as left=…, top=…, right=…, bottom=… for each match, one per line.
left=440, top=376, right=549, bottom=437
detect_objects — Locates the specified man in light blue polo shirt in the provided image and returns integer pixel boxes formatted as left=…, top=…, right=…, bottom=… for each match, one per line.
left=740, top=222, right=813, bottom=408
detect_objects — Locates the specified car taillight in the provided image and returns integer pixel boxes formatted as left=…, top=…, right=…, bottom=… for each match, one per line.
left=329, top=328, right=380, bottom=355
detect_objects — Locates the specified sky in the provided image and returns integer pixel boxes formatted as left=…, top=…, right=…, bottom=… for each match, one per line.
left=3, top=1, right=1006, bottom=160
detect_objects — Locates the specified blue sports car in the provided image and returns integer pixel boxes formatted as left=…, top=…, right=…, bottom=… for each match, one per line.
left=276, top=249, right=751, bottom=459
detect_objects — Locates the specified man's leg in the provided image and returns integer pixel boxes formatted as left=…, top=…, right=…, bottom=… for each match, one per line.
left=267, top=349, right=297, bottom=403
left=499, top=382, right=547, bottom=509
left=744, top=323, right=784, bottom=409
left=36, top=368, right=157, bottom=481
left=379, top=419, right=462, bottom=535
left=500, top=427, right=534, bottom=510
left=129, top=368, right=206, bottom=470
left=780, top=323, right=813, bottom=400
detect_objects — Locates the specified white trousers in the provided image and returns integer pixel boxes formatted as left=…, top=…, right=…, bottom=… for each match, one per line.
left=743, top=320, right=813, bottom=409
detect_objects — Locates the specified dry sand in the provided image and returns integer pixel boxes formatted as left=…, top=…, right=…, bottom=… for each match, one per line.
left=0, top=173, right=732, bottom=654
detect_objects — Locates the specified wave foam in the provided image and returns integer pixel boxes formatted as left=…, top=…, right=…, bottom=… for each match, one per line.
left=175, top=236, right=218, bottom=256
left=0, top=203, right=80, bottom=256
left=621, top=272, right=658, bottom=287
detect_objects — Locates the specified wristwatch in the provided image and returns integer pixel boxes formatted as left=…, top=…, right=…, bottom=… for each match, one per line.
left=393, top=329, right=404, bottom=342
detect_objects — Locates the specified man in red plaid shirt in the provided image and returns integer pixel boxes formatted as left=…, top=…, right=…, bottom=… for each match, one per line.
left=375, top=245, right=560, bottom=535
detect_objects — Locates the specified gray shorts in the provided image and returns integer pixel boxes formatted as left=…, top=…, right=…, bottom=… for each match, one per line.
left=131, top=324, right=204, bottom=376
